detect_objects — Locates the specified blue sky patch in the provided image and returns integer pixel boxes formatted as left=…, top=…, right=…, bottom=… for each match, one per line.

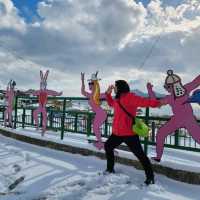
left=135, top=0, right=185, bottom=7
left=11, top=0, right=43, bottom=23
left=11, top=0, right=185, bottom=23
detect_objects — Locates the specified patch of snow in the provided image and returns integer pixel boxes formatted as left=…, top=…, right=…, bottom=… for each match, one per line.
left=1, top=126, right=200, bottom=173
left=0, top=134, right=199, bottom=200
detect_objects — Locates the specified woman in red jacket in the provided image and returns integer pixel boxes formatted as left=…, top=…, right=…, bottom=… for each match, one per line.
left=105, top=80, right=160, bottom=185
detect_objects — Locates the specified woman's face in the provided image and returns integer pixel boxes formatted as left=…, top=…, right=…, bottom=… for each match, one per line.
left=88, top=82, right=94, bottom=91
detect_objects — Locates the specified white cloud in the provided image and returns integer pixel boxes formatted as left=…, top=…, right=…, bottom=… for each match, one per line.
left=0, top=0, right=200, bottom=96
left=0, top=0, right=26, bottom=33
left=120, top=0, right=200, bottom=48
left=0, top=47, right=76, bottom=96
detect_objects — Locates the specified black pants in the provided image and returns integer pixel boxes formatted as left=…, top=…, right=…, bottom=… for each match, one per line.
left=104, top=134, right=154, bottom=179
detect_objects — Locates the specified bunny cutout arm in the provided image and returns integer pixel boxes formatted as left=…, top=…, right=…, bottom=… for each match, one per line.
left=147, top=83, right=156, bottom=99
left=100, top=93, right=106, bottom=99
left=147, top=83, right=170, bottom=106
left=46, top=89, right=62, bottom=96
left=81, top=88, right=90, bottom=98
left=32, top=90, right=40, bottom=96
left=184, top=74, right=200, bottom=93
left=81, top=76, right=90, bottom=98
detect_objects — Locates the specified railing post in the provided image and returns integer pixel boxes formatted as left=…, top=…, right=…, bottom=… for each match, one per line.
left=49, top=110, right=53, bottom=129
left=144, top=107, right=150, bottom=155
left=174, top=129, right=179, bottom=147
left=14, top=96, right=18, bottom=129
left=87, top=113, right=92, bottom=137
left=22, top=107, right=26, bottom=129
left=31, top=109, right=34, bottom=126
left=61, top=98, right=66, bottom=140
left=151, top=121, right=156, bottom=143
left=2, top=107, right=5, bottom=122
left=74, top=113, right=78, bottom=132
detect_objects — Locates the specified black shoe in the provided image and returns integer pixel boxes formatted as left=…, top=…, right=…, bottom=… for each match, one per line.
left=103, top=169, right=115, bottom=175
left=144, top=177, right=155, bottom=185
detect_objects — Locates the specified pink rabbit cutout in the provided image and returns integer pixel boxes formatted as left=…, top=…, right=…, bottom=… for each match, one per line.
left=147, top=70, right=200, bottom=162
left=33, top=70, right=62, bottom=136
left=81, top=72, right=107, bottom=150
left=4, top=80, right=16, bottom=128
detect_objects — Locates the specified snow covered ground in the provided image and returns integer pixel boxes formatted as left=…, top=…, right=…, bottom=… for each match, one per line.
left=0, top=133, right=200, bottom=200
left=1, top=126, right=200, bottom=173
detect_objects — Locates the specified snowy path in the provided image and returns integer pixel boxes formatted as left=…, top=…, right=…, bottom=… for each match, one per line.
left=0, top=134, right=199, bottom=200
left=2, top=126, right=200, bottom=173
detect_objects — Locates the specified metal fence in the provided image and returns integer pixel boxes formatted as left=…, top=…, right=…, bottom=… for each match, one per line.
left=0, top=96, right=200, bottom=154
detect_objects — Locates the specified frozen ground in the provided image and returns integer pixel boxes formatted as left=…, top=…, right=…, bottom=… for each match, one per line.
left=1, top=126, right=200, bottom=173
left=0, top=133, right=199, bottom=200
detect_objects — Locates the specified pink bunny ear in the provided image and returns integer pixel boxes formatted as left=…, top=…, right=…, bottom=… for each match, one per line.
left=44, top=70, right=49, bottom=81
left=40, top=70, right=44, bottom=80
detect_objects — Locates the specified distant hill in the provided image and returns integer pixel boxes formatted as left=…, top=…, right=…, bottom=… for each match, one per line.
left=132, top=89, right=165, bottom=98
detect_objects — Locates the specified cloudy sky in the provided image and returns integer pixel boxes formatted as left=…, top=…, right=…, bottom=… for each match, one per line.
left=0, top=0, right=200, bottom=96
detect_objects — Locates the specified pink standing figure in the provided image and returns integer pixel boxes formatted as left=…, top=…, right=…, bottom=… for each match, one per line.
left=147, top=70, right=200, bottom=162
left=33, top=70, right=62, bottom=136
left=81, top=72, right=107, bottom=150
left=4, top=80, right=16, bottom=128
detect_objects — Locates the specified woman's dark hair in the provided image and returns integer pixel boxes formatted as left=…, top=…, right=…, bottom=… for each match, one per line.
left=115, top=80, right=130, bottom=99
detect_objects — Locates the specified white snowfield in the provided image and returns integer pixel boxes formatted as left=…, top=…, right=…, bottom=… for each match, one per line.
left=1, top=126, right=200, bottom=173
left=0, top=130, right=200, bottom=200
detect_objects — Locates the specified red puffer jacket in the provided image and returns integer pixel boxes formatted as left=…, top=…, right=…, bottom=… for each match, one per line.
left=106, top=92, right=159, bottom=136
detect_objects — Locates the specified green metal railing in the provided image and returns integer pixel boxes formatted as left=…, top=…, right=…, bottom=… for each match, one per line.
left=0, top=96, right=200, bottom=155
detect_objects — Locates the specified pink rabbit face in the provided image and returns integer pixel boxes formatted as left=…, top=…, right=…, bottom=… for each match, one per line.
left=40, top=70, right=49, bottom=90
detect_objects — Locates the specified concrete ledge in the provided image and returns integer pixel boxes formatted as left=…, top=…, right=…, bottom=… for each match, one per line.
left=0, top=128, right=200, bottom=185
